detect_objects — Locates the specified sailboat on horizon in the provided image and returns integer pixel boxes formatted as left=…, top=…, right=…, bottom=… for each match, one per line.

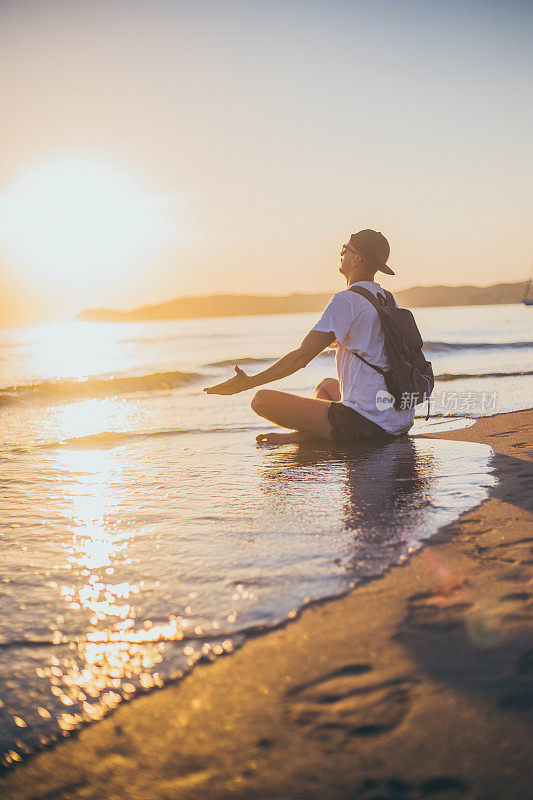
left=523, top=268, right=533, bottom=305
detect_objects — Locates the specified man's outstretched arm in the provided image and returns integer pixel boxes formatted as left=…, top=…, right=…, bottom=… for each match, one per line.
left=203, top=330, right=335, bottom=395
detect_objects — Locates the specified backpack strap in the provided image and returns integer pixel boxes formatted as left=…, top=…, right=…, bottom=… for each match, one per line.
left=348, top=285, right=386, bottom=309
left=351, top=351, right=389, bottom=376
left=347, top=285, right=389, bottom=375
left=382, top=289, right=396, bottom=308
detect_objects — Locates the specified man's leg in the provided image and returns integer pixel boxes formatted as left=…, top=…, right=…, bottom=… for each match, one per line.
left=314, top=378, right=340, bottom=402
left=252, top=387, right=335, bottom=445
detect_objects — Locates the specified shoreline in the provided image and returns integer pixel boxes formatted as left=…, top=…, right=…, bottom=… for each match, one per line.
left=1, top=408, right=532, bottom=799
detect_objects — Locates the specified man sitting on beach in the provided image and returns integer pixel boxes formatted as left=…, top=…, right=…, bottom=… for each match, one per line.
left=204, top=229, right=416, bottom=445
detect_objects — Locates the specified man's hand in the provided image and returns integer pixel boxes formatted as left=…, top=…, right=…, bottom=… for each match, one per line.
left=204, top=366, right=252, bottom=395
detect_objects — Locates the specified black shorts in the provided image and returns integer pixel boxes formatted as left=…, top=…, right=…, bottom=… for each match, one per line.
left=327, top=402, right=396, bottom=443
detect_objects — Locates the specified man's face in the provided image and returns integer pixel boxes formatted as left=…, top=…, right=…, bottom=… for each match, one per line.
left=339, top=243, right=359, bottom=278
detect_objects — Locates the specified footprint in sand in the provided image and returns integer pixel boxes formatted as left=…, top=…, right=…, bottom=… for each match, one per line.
left=499, top=590, right=533, bottom=625
left=402, top=591, right=473, bottom=633
left=286, top=663, right=415, bottom=742
left=475, top=537, right=533, bottom=567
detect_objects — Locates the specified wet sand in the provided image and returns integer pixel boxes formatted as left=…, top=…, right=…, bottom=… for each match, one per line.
left=1, top=408, right=532, bottom=800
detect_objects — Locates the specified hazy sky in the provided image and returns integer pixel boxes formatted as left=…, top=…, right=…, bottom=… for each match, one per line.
left=0, top=0, right=532, bottom=324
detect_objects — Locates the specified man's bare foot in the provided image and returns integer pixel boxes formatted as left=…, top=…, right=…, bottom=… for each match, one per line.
left=255, top=431, right=303, bottom=446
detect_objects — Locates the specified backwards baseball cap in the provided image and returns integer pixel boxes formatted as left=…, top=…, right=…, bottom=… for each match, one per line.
left=348, top=229, right=395, bottom=275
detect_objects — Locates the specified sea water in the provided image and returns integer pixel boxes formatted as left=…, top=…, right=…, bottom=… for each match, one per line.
left=0, top=303, right=531, bottom=765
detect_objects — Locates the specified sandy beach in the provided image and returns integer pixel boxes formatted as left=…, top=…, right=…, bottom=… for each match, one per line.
left=2, top=1, right=532, bottom=796
left=1, top=407, right=532, bottom=800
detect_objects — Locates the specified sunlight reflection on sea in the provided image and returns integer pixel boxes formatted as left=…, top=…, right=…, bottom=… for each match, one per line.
left=1, top=303, right=530, bottom=764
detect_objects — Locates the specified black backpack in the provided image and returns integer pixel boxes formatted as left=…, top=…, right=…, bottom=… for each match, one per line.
left=349, top=286, right=434, bottom=418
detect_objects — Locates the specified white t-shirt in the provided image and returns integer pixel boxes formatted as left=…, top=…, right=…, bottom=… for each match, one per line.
left=312, top=280, right=415, bottom=435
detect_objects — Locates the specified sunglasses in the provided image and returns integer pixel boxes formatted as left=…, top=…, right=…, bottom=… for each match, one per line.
left=340, top=243, right=359, bottom=258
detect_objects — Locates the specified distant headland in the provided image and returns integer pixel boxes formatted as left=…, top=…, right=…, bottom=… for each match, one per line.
left=76, top=280, right=527, bottom=323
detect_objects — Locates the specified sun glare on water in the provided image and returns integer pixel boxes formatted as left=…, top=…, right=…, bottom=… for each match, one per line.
left=0, top=156, right=174, bottom=294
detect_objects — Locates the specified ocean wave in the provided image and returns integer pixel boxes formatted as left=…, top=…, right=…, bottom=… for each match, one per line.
left=0, top=370, right=200, bottom=404
left=205, top=351, right=335, bottom=369
left=43, top=424, right=261, bottom=449
left=49, top=429, right=189, bottom=448
left=206, top=342, right=532, bottom=370
left=0, top=393, right=19, bottom=407
left=204, top=356, right=276, bottom=368
left=435, top=369, right=533, bottom=382
left=423, top=339, right=533, bottom=352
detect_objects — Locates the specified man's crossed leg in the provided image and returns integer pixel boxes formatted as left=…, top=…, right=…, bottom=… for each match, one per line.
left=253, top=378, right=340, bottom=445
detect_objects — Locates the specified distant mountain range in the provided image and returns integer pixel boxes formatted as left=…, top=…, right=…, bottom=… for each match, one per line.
left=76, top=280, right=528, bottom=323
